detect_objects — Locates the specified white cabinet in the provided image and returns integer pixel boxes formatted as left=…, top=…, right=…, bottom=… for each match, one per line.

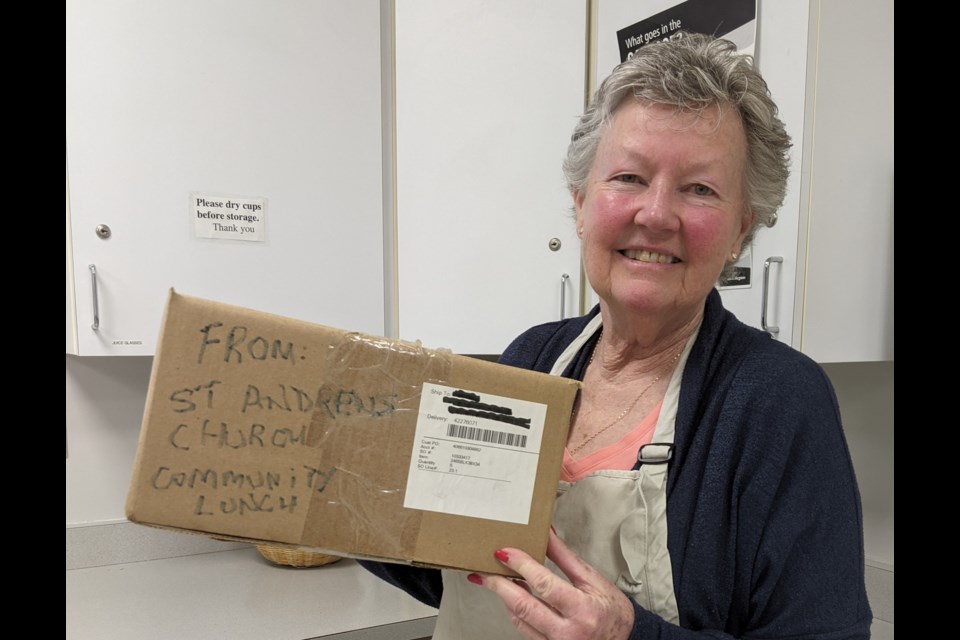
left=393, top=1, right=588, bottom=354
left=66, top=1, right=892, bottom=362
left=591, top=0, right=893, bottom=363
left=590, top=1, right=807, bottom=345
left=66, top=0, right=387, bottom=356
left=719, top=1, right=810, bottom=347
left=792, top=0, right=894, bottom=362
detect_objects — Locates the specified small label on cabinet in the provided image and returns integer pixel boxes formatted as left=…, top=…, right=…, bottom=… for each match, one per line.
left=718, top=246, right=752, bottom=290
left=191, top=193, right=267, bottom=242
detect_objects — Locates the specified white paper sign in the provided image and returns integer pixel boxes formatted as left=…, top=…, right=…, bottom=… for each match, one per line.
left=191, top=193, right=267, bottom=242
left=403, top=383, right=547, bottom=524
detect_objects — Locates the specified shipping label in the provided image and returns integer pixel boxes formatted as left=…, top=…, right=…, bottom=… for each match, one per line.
left=403, top=382, right=547, bottom=524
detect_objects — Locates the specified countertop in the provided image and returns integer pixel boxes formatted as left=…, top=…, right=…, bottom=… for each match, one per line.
left=66, top=531, right=893, bottom=639
left=66, top=546, right=437, bottom=640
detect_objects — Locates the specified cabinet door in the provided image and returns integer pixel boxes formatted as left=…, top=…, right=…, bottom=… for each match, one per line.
left=394, top=1, right=587, bottom=355
left=717, top=1, right=808, bottom=346
left=794, top=0, right=894, bottom=362
left=592, top=0, right=808, bottom=345
left=66, top=0, right=386, bottom=356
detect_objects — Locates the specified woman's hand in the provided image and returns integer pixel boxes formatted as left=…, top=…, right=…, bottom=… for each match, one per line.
left=467, top=529, right=635, bottom=640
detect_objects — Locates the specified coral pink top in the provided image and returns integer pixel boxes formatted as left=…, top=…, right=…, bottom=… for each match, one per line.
left=560, top=399, right=663, bottom=483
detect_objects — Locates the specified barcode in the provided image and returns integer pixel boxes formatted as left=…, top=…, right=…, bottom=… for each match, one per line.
left=446, top=424, right=528, bottom=448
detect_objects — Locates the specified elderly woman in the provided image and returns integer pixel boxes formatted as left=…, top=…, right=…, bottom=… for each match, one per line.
left=362, top=34, right=872, bottom=639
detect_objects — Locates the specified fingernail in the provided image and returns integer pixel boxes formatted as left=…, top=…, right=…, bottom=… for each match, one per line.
left=494, top=549, right=510, bottom=563
left=467, top=573, right=483, bottom=585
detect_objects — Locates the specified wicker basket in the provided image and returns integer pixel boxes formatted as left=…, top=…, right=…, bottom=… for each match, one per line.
left=255, top=544, right=342, bottom=568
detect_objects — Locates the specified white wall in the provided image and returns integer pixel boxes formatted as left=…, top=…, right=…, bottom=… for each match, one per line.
left=821, top=361, right=895, bottom=569
left=66, top=355, right=152, bottom=524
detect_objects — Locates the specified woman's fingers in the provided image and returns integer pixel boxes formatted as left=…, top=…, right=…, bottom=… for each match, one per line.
left=544, top=528, right=607, bottom=593
left=468, top=569, right=558, bottom=639
left=467, top=530, right=634, bottom=640
left=498, top=546, right=574, bottom=608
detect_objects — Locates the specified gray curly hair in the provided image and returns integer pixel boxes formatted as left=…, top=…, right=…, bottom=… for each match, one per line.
left=564, top=33, right=791, bottom=271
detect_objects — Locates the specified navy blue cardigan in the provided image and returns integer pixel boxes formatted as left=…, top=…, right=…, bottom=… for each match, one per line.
left=361, top=290, right=873, bottom=639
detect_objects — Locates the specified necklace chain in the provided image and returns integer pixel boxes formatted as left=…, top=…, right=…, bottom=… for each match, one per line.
left=570, top=329, right=683, bottom=456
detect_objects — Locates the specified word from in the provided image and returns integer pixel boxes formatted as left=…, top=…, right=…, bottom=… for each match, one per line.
left=196, top=322, right=306, bottom=365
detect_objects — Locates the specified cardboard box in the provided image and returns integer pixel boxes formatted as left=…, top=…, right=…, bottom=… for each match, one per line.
left=126, top=290, right=580, bottom=576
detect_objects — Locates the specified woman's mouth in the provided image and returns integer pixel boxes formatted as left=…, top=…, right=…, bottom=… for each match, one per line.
left=620, top=249, right=680, bottom=264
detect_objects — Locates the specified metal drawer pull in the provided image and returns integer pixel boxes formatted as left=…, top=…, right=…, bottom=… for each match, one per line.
left=761, top=256, right=782, bottom=336
left=89, top=264, right=100, bottom=331
left=560, top=273, right=570, bottom=320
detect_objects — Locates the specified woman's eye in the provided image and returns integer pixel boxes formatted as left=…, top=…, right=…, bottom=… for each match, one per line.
left=615, top=174, right=640, bottom=184
left=691, top=184, right=715, bottom=196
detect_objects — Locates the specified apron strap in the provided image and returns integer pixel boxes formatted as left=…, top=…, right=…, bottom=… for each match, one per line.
left=549, top=314, right=603, bottom=376
left=630, top=330, right=697, bottom=470
left=637, top=442, right=674, bottom=464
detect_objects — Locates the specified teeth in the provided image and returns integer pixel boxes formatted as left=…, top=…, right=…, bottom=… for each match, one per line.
left=622, top=249, right=678, bottom=264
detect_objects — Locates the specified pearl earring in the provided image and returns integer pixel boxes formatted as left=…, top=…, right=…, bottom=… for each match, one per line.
left=730, top=252, right=739, bottom=262
left=577, top=227, right=584, bottom=236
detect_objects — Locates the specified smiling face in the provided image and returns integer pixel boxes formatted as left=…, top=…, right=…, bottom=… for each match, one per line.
left=574, top=100, right=753, bottom=329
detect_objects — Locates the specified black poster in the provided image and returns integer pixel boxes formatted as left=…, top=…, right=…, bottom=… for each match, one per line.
left=616, top=0, right=756, bottom=62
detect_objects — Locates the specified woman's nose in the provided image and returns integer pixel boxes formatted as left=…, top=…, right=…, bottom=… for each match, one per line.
left=632, top=182, right=680, bottom=231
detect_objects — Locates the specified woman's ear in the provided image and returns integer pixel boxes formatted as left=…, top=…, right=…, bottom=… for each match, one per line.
left=573, top=190, right=585, bottom=235
left=732, top=207, right=755, bottom=255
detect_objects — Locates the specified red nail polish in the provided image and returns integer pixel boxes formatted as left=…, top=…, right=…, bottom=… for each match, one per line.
left=494, top=549, right=510, bottom=563
left=467, top=573, right=483, bottom=585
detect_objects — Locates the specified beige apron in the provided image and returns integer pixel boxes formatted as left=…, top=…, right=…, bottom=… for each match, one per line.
left=432, top=318, right=692, bottom=639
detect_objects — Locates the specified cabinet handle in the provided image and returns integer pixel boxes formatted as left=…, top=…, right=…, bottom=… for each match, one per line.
left=560, top=273, right=570, bottom=320
left=89, top=264, right=100, bottom=331
left=761, top=256, right=782, bottom=337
